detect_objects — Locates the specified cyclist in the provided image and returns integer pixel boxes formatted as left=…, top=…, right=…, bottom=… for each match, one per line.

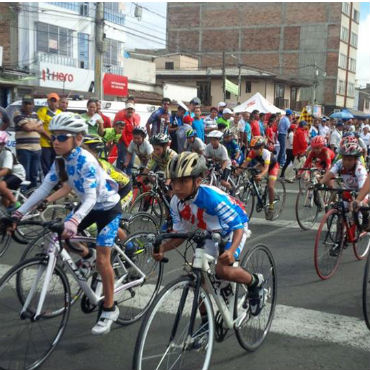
left=184, top=129, right=206, bottom=155
left=11, top=112, right=122, bottom=335
left=0, top=131, right=25, bottom=210
left=238, top=136, right=279, bottom=221
left=222, top=129, right=243, bottom=166
left=153, top=151, right=265, bottom=317
left=124, top=127, right=153, bottom=169
left=205, top=130, right=233, bottom=191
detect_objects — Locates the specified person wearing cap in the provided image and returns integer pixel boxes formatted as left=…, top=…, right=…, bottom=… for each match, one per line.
left=329, top=121, right=344, bottom=153
left=184, top=129, right=206, bottom=155
left=318, top=118, right=330, bottom=142
left=216, top=108, right=233, bottom=130
left=217, top=101, right=227, bottom=117
left=192, top=106, right=205, bottom=142
left=37, top=92, right=61, bottom=175
left=146, top=97, right=171, bottom=136
left=277, top=108, right=293, bottom=167
left=184, top=97, right=201, bottom=119
left=175, top=114, right=192, bottom=154
left=13, top=95, right=45, bottom=189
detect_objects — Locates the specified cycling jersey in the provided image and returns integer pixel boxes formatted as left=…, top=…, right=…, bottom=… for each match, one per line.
left=223, top=139, right=241, bottom=161
left=146, top=147, right=177, bottom=172
left=303, top=147, right=335, bottom=170
left=127, top=139, right=153, bottom=166
left=330, top=159, right=367, bottom=191
left=245, top=148, right=279, bottom=178
left=18, top=146, right=120, bottom=223
left=205, top=143, right=231, bottom=169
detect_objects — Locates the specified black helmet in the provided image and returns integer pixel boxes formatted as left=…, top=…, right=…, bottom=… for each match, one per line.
left=150, top=133, right=170, bottom=146
left=133, top=127, right=147, bottom=138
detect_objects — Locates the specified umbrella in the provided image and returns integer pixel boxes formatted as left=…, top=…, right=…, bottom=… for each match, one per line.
left=329, top=109, right=354, bottom=119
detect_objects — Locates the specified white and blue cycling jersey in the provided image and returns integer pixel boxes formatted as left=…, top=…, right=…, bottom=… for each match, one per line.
left=18, top=146, right=120, bottom=223
left=170, top=185, right=249, bottom=258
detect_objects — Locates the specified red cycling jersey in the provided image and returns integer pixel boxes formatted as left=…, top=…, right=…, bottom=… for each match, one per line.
left=303, top=147, right=335, bottom=170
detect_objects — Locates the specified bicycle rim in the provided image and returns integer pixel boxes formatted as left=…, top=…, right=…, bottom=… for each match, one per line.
left=353, top=229, right=370, bottom=261
left=362, top=255, right=370, bottom=330
left=0, top=231, right=11, bottom=258
left=295, top=185, right=320, bottom=230
left=130, top=192, right=164, bottom=225
left=133, top=275, right=214, bottom=370
left=0, top=257, right=70, bottom=370
left=267, top=179, right=286, bottom=220
left=314, top=209, right=344, bottom=280
left=239, top=186, right=255, bottom=220
left=127, top=212, right=159, bottom=234
left=234, top=244, right=277, bottom=351
left=112, top=232, right=163, bottom=325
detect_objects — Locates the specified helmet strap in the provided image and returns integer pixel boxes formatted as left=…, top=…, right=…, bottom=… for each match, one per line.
left=180, top=177, right=200, bottom=203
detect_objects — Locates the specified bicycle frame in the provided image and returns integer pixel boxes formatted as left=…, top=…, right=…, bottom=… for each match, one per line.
left=21, top=233, right=148, bottom=320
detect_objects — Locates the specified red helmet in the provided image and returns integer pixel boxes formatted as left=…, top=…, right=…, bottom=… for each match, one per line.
left=311, top=135, right=326, bottom=149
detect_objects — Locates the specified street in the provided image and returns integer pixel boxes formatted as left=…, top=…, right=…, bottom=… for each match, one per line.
left=0, top=182, right=369, bottom=370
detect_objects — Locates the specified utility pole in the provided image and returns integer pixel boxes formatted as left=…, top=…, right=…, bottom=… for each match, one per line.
left=222, top=51, right=226, bottom=101
left=95, top=2, right=104, bottom=100
left=238, top=63, right=242, bottom=101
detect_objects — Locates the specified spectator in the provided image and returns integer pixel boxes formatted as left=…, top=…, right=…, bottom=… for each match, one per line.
left=126, top=96, right=141, bottom=126
left=184, top=97, right=201, bottom=118
left=292, top=120, right=308, bottom=158
left=361, top=125, right=370, bottom=151
left=277, top=109, right=292, bottom=166
left=192, top=106, right=205, bottom=142
left=243, top=114, right=252, bottom=150
left=13, top=95, right=44, bottom=189
left=176, top=115, right=193, bottom=153
left=216, top=108, right=232, bottom=129
left=97, top=100, right=112, bottom=128
left=81, top=98, right=104, bottom=136
left=318, top=118, right=330, bottom=141
left=309, top=118, right=320, bottom=139
left=0, top=106, right=11, bottom=131
left=168, top=103, right=186, bottom=152
left=146, top=97, right=171, bottom=136
left=258, top=112, right=266, bottom=136
left=329, top=121, right=344, bottom=153
left=58, top=97, right=69, bottom=112
left=249, top=110, right=261, bottom=137
left=280, top=124, right=296, bottom=180
left=204, top=106, right=218, bottom=137
left=265, top=114, right=277, bottom=153
left=102, top=120, right=125, bottom=154
left=217, top=101, right=227, bottom=117
left=37, top=92, right=61, bottom=175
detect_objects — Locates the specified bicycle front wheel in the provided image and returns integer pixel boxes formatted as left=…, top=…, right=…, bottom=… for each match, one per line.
left=314, top=209, right=344, bottom=280
left=234, top=244, right=277, bottom=351
left=0, top=257, right=71, bottom=370
left=133, top=275, right=215, bottom=370
left=239, top=185, right=255, bottom=220
left=129, top=192, right=163, bottom=226
left=126, top=212, right=159, bottom=234
left=112, top=232, right=163, bottom=325
left=353, top=229, right=370, bottom=261
left=363, top=254, right=370, bottom=330
left=265, top=179, right=286, bottom=220
left=295, top=185, right=320, bottom=230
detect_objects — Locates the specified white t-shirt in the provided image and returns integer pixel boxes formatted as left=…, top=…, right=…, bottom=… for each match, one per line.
left=361, top=133, right=370, bottom=147
left=204, top=115, right=218, bottom=130
left=127, top=139, right=153, bottom=165
left=205, top=143, right=231, bottom=169
left=329, top=129, right=342, bottom=150
left=319, top=124, right=330, bottom=138
left=330, top=159, right=367, bottom=191
left=286, top=131, right=294, bottom=150
left=184, top=137, right=206, bottom=154
left=0, top=149, right=25, bottom=180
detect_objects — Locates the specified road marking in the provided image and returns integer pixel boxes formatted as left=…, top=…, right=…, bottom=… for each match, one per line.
left=249, top=217, right=320, bottom=231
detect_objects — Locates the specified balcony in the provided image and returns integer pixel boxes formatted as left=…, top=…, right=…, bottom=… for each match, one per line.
left=36, top=52, right=78, bottom=68
left=103, top=64, right=124, bottom=76
left=275, top=97, right=289, bottom=109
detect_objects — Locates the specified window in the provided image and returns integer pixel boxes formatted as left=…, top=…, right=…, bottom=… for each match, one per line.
left=353, top=9, right=360, bottom=23
left=245, top=81, right=251, bottom=93
left=348, top=82, right=355, bottom=97
left=365, top=100, right=369, bottom=110
left=50, top=2, right=80, bottom=12
left=341, top=26, right=349, bottom=42
left=165, top=62, right=174, bottom=70
left=349, top=57, right=356, bottom=73
left=225, top=91, right=231, bottom=100
left=36, top=22, right=73, bottom=57
left=78, top=33, right=89, bottom=69
left=104, top=2, right=125, bottom=25
left=350, top=32, right=358, bottom=47
left=79, top=2, right=88, bottom=16
left=197, top=81, right=211, bottom=106
left=339, top=53, right=347, bottom=69
left=291, top=87, right=297, bottom=106
left=342, top=2, right=350, bottom=16
left=104, top=38, right=123, bottom=66
left=337, top=80, right=345, bottom=95
left=275, top=83, right=285, bottom=99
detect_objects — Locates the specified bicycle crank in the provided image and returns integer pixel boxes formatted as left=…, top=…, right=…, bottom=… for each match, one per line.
left=215, top=311, right=229, bottom=342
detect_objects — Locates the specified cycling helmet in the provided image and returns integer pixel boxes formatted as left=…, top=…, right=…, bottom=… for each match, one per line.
left=82, top=134, right=105, bottom=152
left=207, top=130, right=223, bottom=139
left=49, top=112, right=88, bottom=133
left=339, top=141, right=362, bottom=157
left=310, top=135, right=326, bottom=149
left=340, top=135, right=358, bottom=146
left=190, top=97, right=201, bottom=106
left=132, top=127, right=147, bottom=137
left=150, top=133, right=170, bottom=146
left=186, top=129, right=196, bottom=138
left=0, top=131, right=9, bottom=144
left=223, top=129, right=233, bottom=138
left=250, top=136, right=265, bottom=148
left=166, top=151, right=207, bottom=180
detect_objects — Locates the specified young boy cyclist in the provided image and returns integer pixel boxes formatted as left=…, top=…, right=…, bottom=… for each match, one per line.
left=11, top=112, right=122, bottom=335
left=153, top=151, right=265, bottom=317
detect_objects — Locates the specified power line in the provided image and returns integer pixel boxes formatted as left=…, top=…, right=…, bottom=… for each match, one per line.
left=133, top=3, right=167, bottom=19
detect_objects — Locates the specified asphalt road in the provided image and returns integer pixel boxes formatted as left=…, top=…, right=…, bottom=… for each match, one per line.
left=0, top=181, right=369, bottom=370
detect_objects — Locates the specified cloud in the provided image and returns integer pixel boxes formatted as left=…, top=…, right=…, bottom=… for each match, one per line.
left=357, top=13, right=370, bottom=86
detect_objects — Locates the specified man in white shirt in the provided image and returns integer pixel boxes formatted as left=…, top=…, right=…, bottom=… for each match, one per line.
left=329, top=121, right=343, bottom=153
left=318, top=118, right=330, bottom=141
left=361, top=125, right=370, bottom=150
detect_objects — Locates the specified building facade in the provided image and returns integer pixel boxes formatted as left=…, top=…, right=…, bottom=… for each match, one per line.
left=166, top=2, right=360, bottom=113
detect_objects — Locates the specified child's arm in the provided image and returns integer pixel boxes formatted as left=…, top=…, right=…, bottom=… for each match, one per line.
left=46, top=183, right=72, bottom=203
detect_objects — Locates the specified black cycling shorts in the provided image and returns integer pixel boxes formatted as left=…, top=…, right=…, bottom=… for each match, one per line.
left=3, top=174, right=22, bottom=190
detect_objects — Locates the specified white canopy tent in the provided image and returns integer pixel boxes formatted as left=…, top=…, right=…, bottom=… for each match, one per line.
left=233, top=92, right=285, bottom=114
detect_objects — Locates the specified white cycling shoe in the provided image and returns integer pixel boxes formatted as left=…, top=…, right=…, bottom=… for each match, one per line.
left=91, top=306, right=119, bottom=335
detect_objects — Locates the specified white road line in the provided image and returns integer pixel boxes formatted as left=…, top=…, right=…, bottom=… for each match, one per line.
left=249, top=217, right=320, bottom=230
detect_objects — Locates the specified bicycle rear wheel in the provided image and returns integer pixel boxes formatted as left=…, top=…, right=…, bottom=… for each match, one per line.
left=295, top=185, right=320, bottom=230
left=129, top=192, right=163, bottom=226
left=363, top=254, right=370, bottom=330
left=0, top=257, right=70, bottom=370
left=353, top=227, right=370, bottom=261
left=265, top=179, right=286, bottom=220
left=112, top=232, right=163, bottom=325
left=234, top=244, right=277, bottom=351
left=239, top=185, right=255, bottom=220
left=133, top=275, right=214, bottom=370
left=314, top=209, right=344, bottom=280
left=126, top=212, right=159, bottom=234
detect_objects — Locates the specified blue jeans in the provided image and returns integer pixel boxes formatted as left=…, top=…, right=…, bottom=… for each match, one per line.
left=277, top=133, right=287, bottom=167
left=16, top=149, right=41, bottom=189
left=117, top=142, right=135, bottom=175
left=41, top=147, right=56, bottom=175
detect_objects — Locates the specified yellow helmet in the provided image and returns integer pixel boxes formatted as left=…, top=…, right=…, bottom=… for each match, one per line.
left=166, top=152, right=207, bottom=179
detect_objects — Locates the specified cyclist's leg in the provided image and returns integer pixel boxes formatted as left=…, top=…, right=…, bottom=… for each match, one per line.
left=220, top=168, right=232, bottom=190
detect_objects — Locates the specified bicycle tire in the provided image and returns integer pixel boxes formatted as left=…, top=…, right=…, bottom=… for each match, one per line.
left=265, top=179, right=286, bottom=220
left=234, top=244, right=277, bottom=351
left=129, top=192, right=164, bottom=226
left=0, top=231, right=11, bottom=258
left=295, top=184, right=320, bottom=230
left=362, top=253, right=370, bottom=330
left=126, top=212, right=159, bottom=234
left=353, top=229, right=370, bottom=261
left=0, top=257, right=71, bottom=370
left=133, top=275, right=215, bottom=370
left=239, top=185, right=255, bottom=220
left=40, top=204, right=71, bottom=222
left=111, top=232, right=163, bottom=325
left=314, top=208, right=344, bottom=280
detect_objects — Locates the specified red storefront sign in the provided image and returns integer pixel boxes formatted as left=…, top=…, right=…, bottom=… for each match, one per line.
left=103, top=74, right=128, bottom=96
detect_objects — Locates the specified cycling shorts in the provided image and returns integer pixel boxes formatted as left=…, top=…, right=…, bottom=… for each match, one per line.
left=221, top=168, right=231, bottom=181
left=268, top=162, right=280, bottom=180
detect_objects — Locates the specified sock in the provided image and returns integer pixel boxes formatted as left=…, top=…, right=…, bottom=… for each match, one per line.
left=102, top=305, right=116, bottom=312
left=83, top=249, right=93, bottom=260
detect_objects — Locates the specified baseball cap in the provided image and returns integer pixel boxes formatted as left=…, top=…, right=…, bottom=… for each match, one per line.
left=47, top=93, right=60, bottom=101
left=299, top=120, right=308, bottom=127
left=126, top=102, right=135, bottom=110
left=218, top=101, right=226, bottom=108
left=22, top=95, right=34, bottom=104
left=223, top=108, right=232, bottom=115
left=183, top=115, right=194, bottom=124
left=285, top=109, right=293, bottom=116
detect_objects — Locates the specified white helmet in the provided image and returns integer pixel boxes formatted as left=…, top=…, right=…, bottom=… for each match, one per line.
left=49, top=112, right=88, bottom=133
left=207, top=130, right=223, bottom=139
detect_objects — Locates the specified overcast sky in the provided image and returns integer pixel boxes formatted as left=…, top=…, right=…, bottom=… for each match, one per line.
left=127, top=2, right=370, bottom=86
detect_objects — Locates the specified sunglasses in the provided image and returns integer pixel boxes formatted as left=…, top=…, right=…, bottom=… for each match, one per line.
left=51, top=134, right=74, bottom=142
